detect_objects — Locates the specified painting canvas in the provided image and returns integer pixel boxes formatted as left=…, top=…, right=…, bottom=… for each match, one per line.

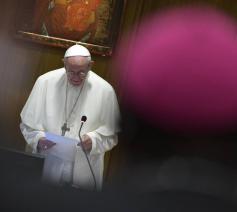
left=15, top=0, right=126, bottom=56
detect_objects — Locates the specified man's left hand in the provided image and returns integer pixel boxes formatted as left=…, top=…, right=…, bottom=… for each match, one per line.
left=81, top=134, right=92, bottom=152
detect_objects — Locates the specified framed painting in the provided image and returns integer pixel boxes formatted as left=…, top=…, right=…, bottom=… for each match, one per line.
left=15, top=0, right=126, bottom=56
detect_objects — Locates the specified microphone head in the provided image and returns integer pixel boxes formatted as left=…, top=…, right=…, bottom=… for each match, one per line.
left=81, top=115, right=87, bottom=122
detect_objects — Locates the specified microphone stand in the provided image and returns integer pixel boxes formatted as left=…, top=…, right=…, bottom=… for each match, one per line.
left=78, top=117, right=97, bottom=190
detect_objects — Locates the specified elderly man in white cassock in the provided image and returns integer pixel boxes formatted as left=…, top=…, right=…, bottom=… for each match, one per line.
left=20, top=44, right=120, bottom=190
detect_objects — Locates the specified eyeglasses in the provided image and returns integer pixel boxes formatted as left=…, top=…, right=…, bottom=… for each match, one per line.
left=66, top=71, right=88, bottom=79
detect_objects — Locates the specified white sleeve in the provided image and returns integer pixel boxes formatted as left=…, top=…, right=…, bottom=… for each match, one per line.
left=20, top=122, right=46, bottom=153
left=86, top=131, right=118, bottom=155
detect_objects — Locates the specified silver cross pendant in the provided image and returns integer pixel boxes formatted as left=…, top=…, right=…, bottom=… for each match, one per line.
left=61, top=122, right=70, bottom=136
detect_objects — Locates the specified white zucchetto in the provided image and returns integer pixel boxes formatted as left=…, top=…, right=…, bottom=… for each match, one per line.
left=64, top=44, right=91, bottom=58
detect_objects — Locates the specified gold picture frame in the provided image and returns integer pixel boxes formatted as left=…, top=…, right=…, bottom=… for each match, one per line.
left=15, top=0, right=126, bottom=56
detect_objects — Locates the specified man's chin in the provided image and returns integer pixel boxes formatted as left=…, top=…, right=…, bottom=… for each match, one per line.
left=70, top=80, right=82, bottom=86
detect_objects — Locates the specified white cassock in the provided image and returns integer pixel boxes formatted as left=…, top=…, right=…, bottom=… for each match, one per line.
left=20, top=69, right=120, bottom=190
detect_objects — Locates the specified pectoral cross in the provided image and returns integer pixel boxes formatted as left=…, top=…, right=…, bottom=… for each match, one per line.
left=61, top=122, right=70, bottom=136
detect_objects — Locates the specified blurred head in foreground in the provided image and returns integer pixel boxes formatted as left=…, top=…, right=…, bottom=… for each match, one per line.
left=113, top=5, right=237, bottom=210
left=116, top=6, right=237, bottom=138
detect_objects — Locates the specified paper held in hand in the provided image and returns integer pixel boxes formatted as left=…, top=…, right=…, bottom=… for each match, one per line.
left=42, top=132, right=80, bottom=185
left=44, top=132, right=80, bottom=161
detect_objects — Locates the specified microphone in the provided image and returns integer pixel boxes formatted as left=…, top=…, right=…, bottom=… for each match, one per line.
left=78, top=116, right=87, bottom=145
left=81, top=115, right=87, bottom=122
left=78, top=115, right=97, bottom=190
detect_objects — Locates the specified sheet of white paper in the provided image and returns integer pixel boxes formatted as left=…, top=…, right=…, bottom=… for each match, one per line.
left=42, top=132, right=80, bottom=185
left=44, top=132, right=80, bottom=162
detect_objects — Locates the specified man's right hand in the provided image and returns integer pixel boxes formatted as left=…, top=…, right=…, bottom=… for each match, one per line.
left=37, top=138, right=56, bottom=152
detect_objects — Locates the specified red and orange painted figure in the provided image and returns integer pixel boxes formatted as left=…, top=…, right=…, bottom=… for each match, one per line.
left=33, top=0, right=101, bottom=42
